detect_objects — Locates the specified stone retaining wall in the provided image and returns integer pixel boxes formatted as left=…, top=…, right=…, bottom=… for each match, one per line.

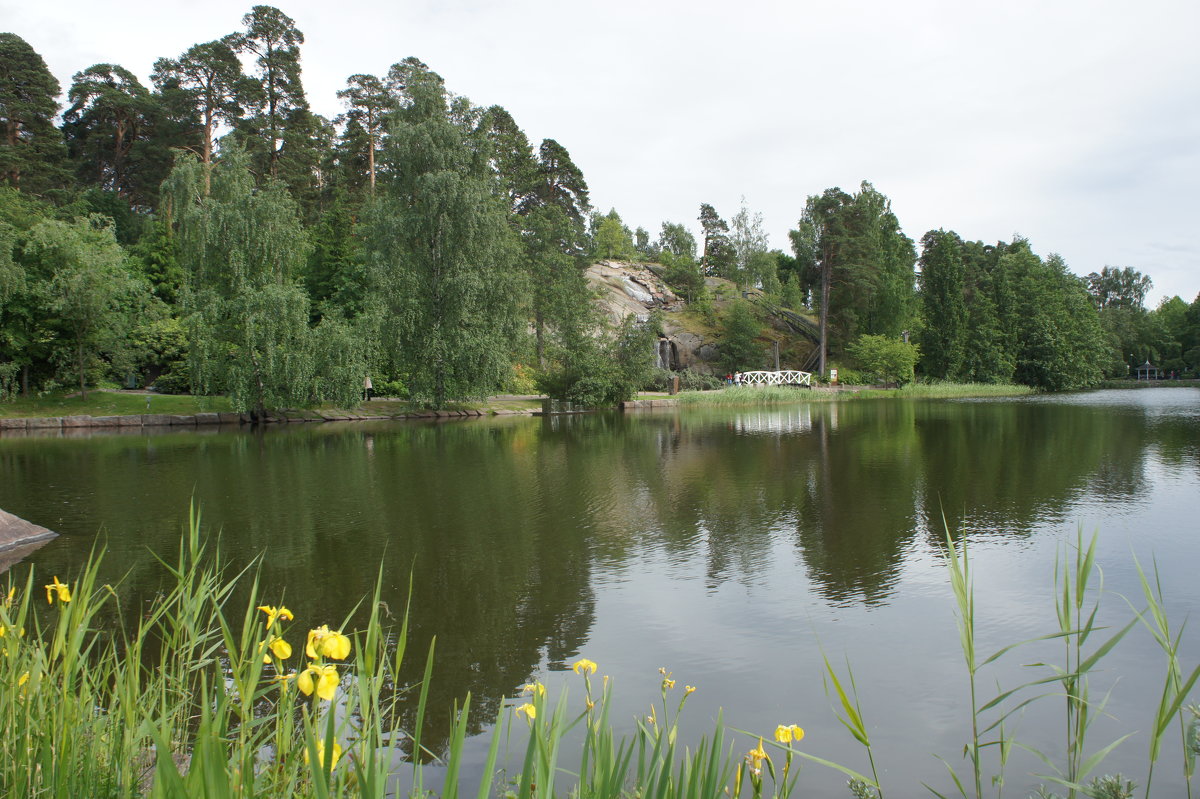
left=620, top=399, right=680, bottom=410
left=0, top=407, right=531, bottom=436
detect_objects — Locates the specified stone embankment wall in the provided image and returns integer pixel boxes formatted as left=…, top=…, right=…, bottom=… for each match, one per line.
left=0, top=407, right=537, bottom=437
left=620, top=399, right=680, bottom=409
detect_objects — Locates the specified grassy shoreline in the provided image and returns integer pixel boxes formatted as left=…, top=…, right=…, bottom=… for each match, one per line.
left=0, top=389, right=547, bottom=420
left=676, top=383, right=1033, bottom=406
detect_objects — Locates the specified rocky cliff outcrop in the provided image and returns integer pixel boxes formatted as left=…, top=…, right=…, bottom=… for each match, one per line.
left=585, top=260, right=818, bottom=374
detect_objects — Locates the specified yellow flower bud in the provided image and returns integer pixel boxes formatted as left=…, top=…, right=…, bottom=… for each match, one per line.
left=747, top=738, right=769, bottom=767
left=516, top=702, right=536, bottom=720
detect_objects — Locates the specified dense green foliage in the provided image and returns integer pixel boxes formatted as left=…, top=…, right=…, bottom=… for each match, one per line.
left=368, top=72, right=520, bottom=410
left=719, top=300, right=765, bottom=372
left=1, top=13, right=1196, bottom=409
left=845, top=334, right=919, bottom=386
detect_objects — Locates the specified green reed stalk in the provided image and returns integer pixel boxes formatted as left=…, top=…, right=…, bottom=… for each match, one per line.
left=1132, top=556, right=1200, bottom=799
left=942, top=525, right=985, bottom=799
left=822, top=653, right=884, bottom=798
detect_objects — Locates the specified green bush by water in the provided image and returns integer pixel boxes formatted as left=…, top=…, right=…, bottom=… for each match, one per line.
left=2, top=510, right=1197, bottom=798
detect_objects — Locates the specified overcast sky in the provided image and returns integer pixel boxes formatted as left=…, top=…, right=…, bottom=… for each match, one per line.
left=6, top=0, right=1198, bottom=305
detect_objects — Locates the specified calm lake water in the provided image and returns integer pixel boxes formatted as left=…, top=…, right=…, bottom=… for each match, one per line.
left=2, top=388, right=1198, bottom=796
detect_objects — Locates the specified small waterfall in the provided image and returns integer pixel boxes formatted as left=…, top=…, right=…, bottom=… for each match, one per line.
left=656, top=339, right=672, bottom=370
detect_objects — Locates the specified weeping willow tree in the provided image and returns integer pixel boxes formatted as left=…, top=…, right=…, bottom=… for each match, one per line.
left=164, top=149, right=364, bottom=415
left=367, top=67, right=522, bottom=409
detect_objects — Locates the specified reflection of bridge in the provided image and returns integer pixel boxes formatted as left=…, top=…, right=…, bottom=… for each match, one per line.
left=739, top=370, right=813, bottom=386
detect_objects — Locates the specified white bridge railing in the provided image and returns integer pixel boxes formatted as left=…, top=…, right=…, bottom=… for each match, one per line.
left=738, top=370, right=812, bottom=386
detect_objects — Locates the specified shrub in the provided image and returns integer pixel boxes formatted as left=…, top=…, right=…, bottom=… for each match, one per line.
left=150, top=369, right=190, bottom=395
left=846, top=335, right=919, bottom=386
left=371, top=378, right=407, bottom=399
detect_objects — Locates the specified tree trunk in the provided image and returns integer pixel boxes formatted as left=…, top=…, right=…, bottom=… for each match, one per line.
left=818, top=245, right=830, bottom=379
left=203, top=109, right=214, bottom=195
left=77, top=340, right=88, bottom=399
left=535, top=308, right=545, bottom=368
left=367, top=127, right=376, bottom=194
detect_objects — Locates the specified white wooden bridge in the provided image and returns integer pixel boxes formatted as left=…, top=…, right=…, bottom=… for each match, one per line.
left=737, top=370, right=813, bottom=387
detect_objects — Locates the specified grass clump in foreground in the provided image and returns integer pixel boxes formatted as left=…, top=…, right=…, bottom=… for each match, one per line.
left=2, top=510, right=1199, bottom=799
left=677, top=383, right=1032, bottom=406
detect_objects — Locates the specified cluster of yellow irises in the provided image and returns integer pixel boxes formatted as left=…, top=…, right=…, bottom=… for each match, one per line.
left=745, top=725, right=805, bottom=770
left=514, top=657, right=599, bottom=721
left=738, top=723, right=807, bottom=796
left=257, top=605, right=352, bottom=701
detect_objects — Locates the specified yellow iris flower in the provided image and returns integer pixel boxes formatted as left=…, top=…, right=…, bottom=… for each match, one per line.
left=522, top=682, right=546, bottom=697
left=261, top=637, right=293, bottom=663
left=306, top=625, right=352, bottom=660
left=304, top=739, right=343, bottom=770
left=515, top=702, right=536, bottom=720
left=257, top=605, right=294, bottom=629
left=571, top=658, right=598, bottom=675
left=747, top=738, right=770, bottom=768
left=44, top=576, right=71, bottom=605
left=685, top=685, right=697, bottom=695
left=773, top=724, right=805, bottom=744
left=297, top=664, right=339, bottom=701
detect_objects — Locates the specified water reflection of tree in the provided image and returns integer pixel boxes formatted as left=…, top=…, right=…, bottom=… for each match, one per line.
left=1, top=421, right=597, bottom=761
left=2, top=393, right=1193, bottom=758
left=913, top=401, right=1151, bottom=546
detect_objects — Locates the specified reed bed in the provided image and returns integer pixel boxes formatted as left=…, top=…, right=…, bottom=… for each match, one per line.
left=675, top=383, right=1031, bottom=406
left=1, top=509, right=1196, bottom=798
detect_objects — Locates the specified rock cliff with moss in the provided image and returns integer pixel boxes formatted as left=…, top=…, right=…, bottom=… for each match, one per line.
left=585, top=260, right=822, bottom=375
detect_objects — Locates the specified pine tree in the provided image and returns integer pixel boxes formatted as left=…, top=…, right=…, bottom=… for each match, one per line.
left=0, top=33, right=69, bottom=195
left=336, top=74, right=390, bottom=195
left=152, top=38, right=248, bottom=193
left=918, top=229, right=967, bottom=379
left=62, top=64, right=156, bottom=202
left=233, top=5, right=307, bottom=179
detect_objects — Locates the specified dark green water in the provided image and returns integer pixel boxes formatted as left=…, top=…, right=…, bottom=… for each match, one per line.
left=1, top=388, right=1198, bottom=795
